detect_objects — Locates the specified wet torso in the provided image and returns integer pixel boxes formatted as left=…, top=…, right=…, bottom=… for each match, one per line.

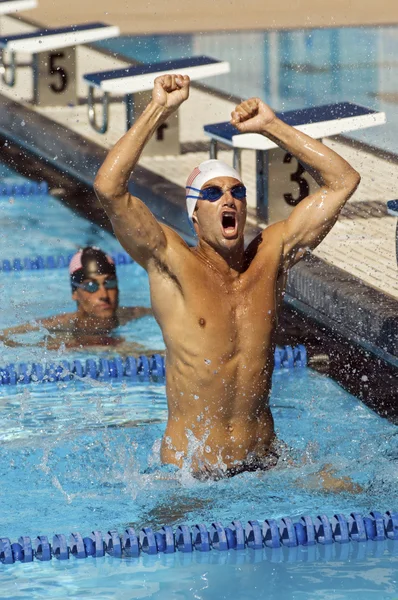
left=149, top=224, right=286, bottom=473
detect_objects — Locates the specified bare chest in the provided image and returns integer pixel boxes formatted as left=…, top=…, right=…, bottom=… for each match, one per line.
left=187, top=271, right=277, bottom=337
left=151, top=257, right=281, bottom=352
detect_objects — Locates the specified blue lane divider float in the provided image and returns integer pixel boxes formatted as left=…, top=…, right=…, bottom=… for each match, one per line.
left=0, top=181, right=48, bottom=197
left=0, top=354, right=165, bottom=386
left=0, top=511, right=397, bottom=564
left=0, top=346, right=307, bottom=386
left=0, top=251, right=134, bottom=272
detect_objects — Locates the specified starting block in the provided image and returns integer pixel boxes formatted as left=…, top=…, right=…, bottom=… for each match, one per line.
left=0, top=21, right=120, bottom=105
left=83, top=55, right=230, bottom=155
left=0, top=0, right=37, bottom=15
left=204, top=102, right=386, bottom=223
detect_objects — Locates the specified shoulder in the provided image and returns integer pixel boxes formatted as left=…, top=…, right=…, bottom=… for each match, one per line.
left=161, top=224, right=191, bottom=251
left=245, top=222, right=285, bottom=261
left=41, top=312, right=77, bottom=330
left=117, top=306, right=152, bottom=323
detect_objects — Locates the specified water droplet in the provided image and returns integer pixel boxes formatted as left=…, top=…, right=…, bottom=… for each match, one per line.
left=193, top=394, right=199, bottom=400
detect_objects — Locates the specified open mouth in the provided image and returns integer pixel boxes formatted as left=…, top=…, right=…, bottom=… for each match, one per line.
left=221, top=211, right=238, bottom=238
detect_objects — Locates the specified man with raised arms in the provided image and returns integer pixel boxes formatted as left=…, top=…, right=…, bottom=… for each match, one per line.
left=94, top=74, right=360, bottom=480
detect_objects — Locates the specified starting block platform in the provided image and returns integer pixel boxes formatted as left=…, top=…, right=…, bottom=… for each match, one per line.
left=204, top=102, right=386, bottom=223
left=83, top=55, right=230, bottom=154
left=0, top=0, right=36, bottom=14
left=0, top=22, right=119, bottom=102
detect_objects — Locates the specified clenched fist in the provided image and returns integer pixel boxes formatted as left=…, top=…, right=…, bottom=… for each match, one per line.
left=152, top=74, right=190, bottom=112
left=231, top=97, right=276, bottom=133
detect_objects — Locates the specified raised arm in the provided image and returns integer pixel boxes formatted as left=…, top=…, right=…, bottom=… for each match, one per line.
left=94, top=74, right=190, bottom=269
left=231, top=98, right=361, bottom=267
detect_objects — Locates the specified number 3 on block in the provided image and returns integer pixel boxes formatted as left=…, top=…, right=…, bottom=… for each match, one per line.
left=283, top=152, right=310, bottom=206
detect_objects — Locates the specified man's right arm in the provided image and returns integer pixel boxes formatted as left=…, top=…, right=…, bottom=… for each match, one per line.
left=94, top=74, right=190, bottom=270
left=0, top=314, right=74, bottom=347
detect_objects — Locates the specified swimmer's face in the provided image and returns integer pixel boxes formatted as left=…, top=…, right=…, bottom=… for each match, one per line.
left=72, top=272, right=118, bottom=319
left=193, top=176, right=247, bottom=249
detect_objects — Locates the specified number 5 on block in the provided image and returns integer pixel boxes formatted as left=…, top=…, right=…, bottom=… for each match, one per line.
left=33, top=48, right=75, bottom=106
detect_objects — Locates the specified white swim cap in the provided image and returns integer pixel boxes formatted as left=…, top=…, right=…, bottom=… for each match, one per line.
left=185, top=159, right=243, bottom=220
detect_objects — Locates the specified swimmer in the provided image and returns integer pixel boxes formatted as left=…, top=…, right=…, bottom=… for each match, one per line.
left=0, top=246, right=152, bottom=352
left=94, top=75, right=361, bottom=485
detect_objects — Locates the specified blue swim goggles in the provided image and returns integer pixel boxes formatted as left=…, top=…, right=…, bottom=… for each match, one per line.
left=74, top=279, right=118, bottom=294
left=187, top=184, right=247, bottom=202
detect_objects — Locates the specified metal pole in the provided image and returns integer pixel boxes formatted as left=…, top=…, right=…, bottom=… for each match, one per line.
left=0, top=50, right=17, bottom=87
left=256, top=150, right=269, bottom=222
left=87, top=87, right=109, bottom=134
left=125, top=94, right=134, bottom=130
left=210, top=138, right=218, bottom=159
left=233, top=148, right=242, bottom=175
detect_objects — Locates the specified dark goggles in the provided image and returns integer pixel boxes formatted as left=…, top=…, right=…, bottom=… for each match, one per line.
left=74, top=278, right=118, bottom=294
left=187, top=184, right=247, bottom=203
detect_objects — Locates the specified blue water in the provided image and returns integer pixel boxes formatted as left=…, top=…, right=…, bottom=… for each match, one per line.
left=0, top=369, right=397, bottom=598
left=1, top=542, right=398, bottom=600
left=0, top=369, right=397, bottom=537
left=98, top=25, right=398, bottom=155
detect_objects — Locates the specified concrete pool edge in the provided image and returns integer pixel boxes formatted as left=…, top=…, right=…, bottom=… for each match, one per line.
left=287, top=255, right=398, bottom=365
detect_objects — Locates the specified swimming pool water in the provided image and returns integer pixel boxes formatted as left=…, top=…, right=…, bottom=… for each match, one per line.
left=0, top=369, right=397, bottom=598
left=98, top=25, right=398, bottom=155
left=0, top=368, right=396, bottom=539
left=1, top=541, right=397, bottom=600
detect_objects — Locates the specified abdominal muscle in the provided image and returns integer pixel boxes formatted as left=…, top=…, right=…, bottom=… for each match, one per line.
left=160, top=352, right=276, bottom=472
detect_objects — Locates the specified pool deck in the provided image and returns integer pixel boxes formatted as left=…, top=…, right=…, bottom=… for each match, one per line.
left=0, top=14, right=396, bottom=366
left=25, top=0, right=398, bottom=34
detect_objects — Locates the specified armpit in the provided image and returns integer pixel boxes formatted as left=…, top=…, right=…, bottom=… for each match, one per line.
left=152, top=256, right=184, bottom=295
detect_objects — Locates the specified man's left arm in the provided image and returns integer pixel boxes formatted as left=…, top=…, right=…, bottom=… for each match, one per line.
left=117, top=306, right=152, bottom=325
left=231, top=98, right=361, bottom=267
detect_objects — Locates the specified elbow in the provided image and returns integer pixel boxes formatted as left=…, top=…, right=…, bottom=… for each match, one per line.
left=347, top=168, right=361, bottom=194
left=93, top=173, right=111, bottom=199
left=93, top=174, right=124, bottom=214
left=352, top=169, right=361, bottom=188
left=334, top=168, right=360, bottom=198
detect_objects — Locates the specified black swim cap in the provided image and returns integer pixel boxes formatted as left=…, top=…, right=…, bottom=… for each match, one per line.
left=69, top=247, right=116, bottom=290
